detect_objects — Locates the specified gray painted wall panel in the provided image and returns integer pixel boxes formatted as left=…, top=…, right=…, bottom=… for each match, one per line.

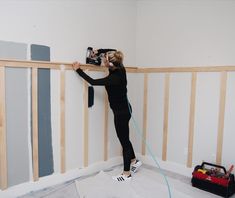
left=0, top=40, right=30, bottom=187
left=31, top=44, right=50, bottom=61
left=31, top=44, right=54, bottom=177
left=0, top=40, right=27, bottom=60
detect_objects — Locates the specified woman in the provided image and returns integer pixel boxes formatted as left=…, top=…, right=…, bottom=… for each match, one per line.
left=72, top=51, right=142, bottom=182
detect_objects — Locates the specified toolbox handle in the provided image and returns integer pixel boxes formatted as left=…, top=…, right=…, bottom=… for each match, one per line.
left=201, top=162, right=227, bottom=174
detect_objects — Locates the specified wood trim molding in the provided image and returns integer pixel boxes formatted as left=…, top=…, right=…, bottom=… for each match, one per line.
left=32, top=68, right=39, bottom=181
left=216, top=72, right=227, bottom=165
left=0, top=67, right=7, bottom=189
left=187, top=72, right=197, bottom=168
left=60, top=67, right=66, bottom=173
left=142, top=73, right=148, bottom=155
left=162, top=73, right=170, bottom=161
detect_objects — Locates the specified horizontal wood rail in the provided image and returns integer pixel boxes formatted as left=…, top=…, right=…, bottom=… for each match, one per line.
left=1, top=59, right=235, bottom=73
left=137, top=66, right=235, bottom=73
left=0, top=59, right=137, bottom=72
left=0, top=67, right=7, bottom=190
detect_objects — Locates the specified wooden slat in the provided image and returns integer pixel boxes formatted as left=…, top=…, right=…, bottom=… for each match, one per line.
left=142, top=73, right=148, bottom=155
left=0, top=59, right=82, bottom=70
left=32, top=67, right=39, bottom=181
left=83, top=81, right=89, bottom=167
left=0, top=67, right=7, bottom=189
left=0, top=59, right=137, bottom=72
left=216, top=72, right=227, bottom=165
left=2, top=59, right=235, bottom=73
left=103, top=90, right=109, bottom=161
left=60, top=67, right=66, bottom=173
left=162, top=73, right=170, bottom=161
left=137, top=66, right=235, bottom=73
left=187, top=72, right=197, bottom=168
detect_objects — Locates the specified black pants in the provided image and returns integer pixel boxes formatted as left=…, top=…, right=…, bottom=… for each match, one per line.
left=113, top=109, right=136, bottom=171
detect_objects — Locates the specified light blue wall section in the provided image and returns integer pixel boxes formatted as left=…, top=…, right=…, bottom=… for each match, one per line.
left=0, top=40, right=30, bottom=187
left=31, top=44, right=54, bottom=177
left=0, top=40, right=27, bottom=60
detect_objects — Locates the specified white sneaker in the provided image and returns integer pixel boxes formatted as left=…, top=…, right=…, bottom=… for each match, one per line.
left=112, top=173, right=132, bottom=182
left=131, top=159, right=142, bottom=173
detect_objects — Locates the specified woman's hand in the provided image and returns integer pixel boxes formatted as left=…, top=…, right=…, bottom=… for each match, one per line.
left=72, top=62, right=81, bottom=70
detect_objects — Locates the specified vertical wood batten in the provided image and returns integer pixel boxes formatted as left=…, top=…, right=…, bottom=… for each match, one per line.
left=0, top=67, right=7, bottom=189
left=216, top=71, right=227, bottom=165
left=142, top=73, right=148, bottom=155
left=103, top=91, right=109, bottom=161
left=187, top=72, right=197, bottom=168
left=60, top=66, right=66, bottom=173
left=162, top=73, right=170, bottom=161
left=32, top=67, right=39, bottom=181
left=83, top=81, right=89, bottom=167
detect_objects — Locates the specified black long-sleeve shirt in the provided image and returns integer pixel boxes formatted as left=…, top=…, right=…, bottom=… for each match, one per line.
left=76, top=67, right=129, bottom=111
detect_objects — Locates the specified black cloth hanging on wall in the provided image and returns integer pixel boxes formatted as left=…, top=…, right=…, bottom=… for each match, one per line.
left=88, top=86, right=94, bottom=108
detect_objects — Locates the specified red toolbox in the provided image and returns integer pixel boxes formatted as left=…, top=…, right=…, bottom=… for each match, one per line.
left=191, top=162, right=235, bottom=197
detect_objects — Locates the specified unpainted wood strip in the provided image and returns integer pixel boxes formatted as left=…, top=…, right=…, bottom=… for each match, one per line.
left=32, top=68, right=39, bottom=181
left=162, top=73, right=170, bottom=161
left=60, top=67, right=66, bottom=173
left=0, top=67, right=7, bottom=189
left=216, top=72, right=227, bottom=165
left=2, top=59, right=235, bottom=73
left=0, top=59, right=137, bottom=72
left=142, top=73, right=148, bottom=155
left=187, top=72, right=197, bottom=168
left=83, top=81, right=89, bottom=167
left=137, top=66, right=235, bottom=73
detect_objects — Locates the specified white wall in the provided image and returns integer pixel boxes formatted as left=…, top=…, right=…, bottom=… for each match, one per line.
left=0, top=0, right=137, bottom=64
left=136, top=0, right=235, bottom=173
left=136, top=0, right=235, bottom=67
left=0, top=0, right=137, bottom=173
left=1, top=0, right=235, bottom=183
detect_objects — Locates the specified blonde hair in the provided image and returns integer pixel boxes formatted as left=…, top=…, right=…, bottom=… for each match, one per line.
left=107, top=51, right=124, bottom=64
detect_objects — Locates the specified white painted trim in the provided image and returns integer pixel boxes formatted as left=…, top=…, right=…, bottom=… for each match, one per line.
left=0, top=157, right=122, bottom=198
left=0, top=153, right=195, bottom=198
